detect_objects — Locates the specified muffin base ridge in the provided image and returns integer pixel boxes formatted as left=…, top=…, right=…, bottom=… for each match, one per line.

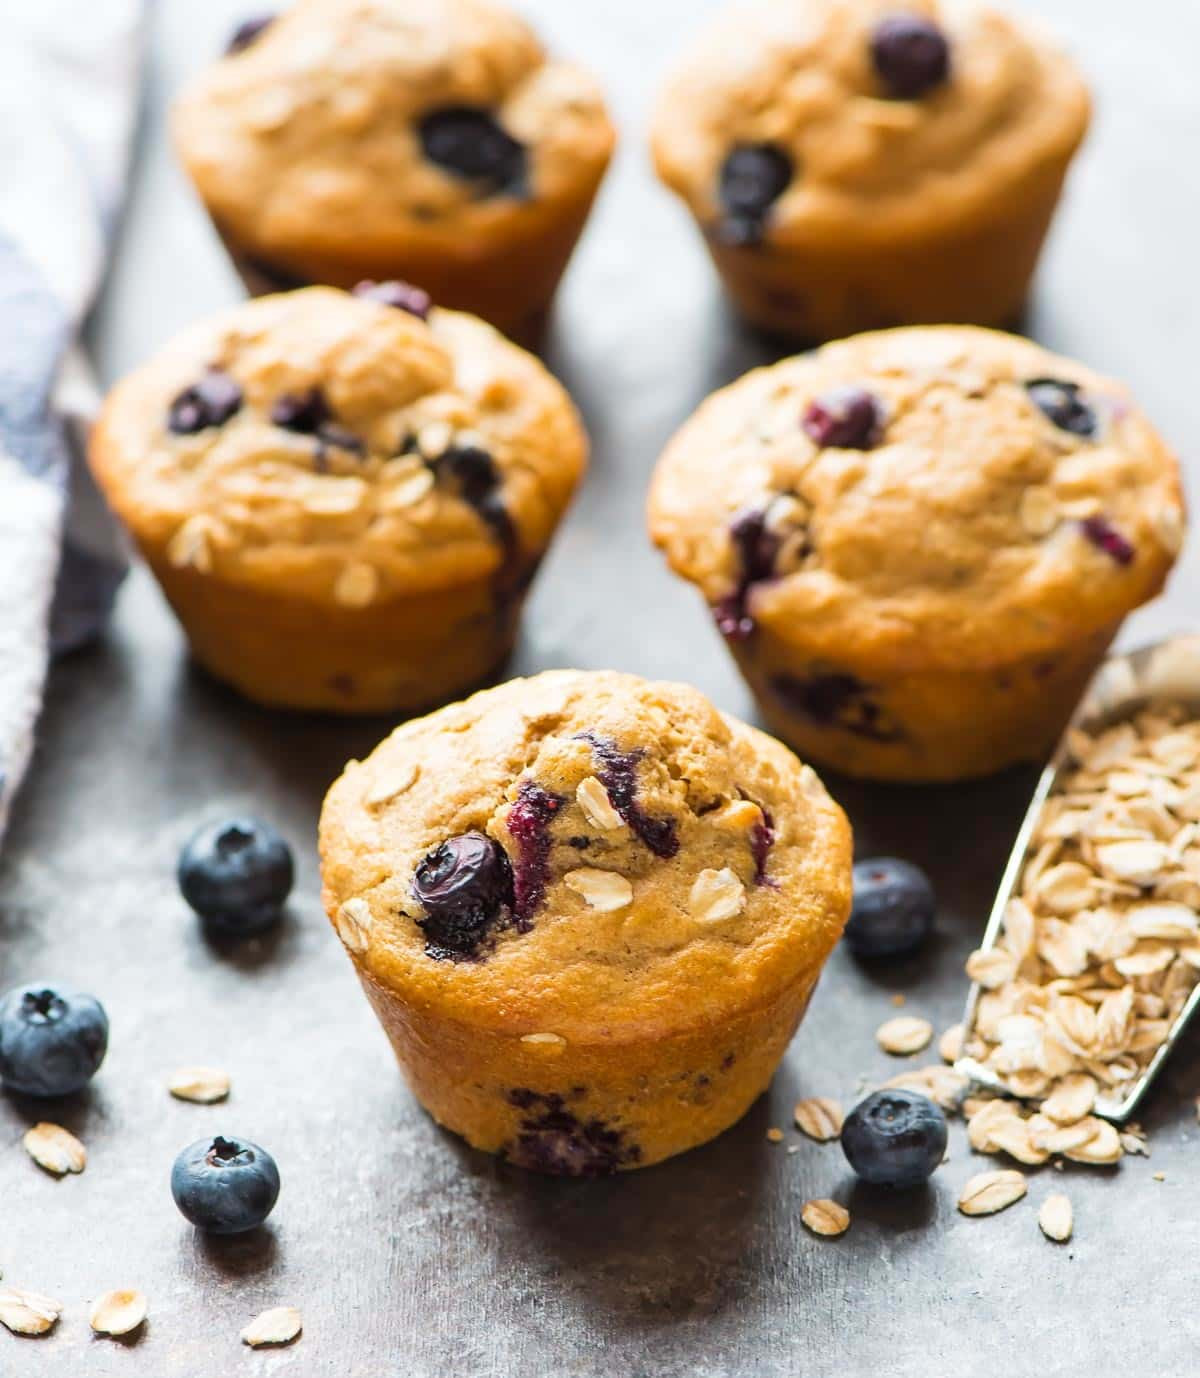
left=731, top=620, right=1120, bottom=783
left=356, top=965, right=819, bottom=1174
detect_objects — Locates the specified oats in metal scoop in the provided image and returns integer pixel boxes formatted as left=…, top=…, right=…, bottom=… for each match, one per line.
left=23, top=1122, right=86, bottom=1176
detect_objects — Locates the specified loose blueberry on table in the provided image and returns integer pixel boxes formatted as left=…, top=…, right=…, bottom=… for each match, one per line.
left=178, top=817, right=294, bottom=938
left=418, top=106, right=528, bottom=196
left=841, top=1089, right=947, bottom=1188
left=870, top=15, right=951, bottom=99
left=844, top=857, right=936, bottom=960
left=412, top=831, right=515, bottom=959
left=716, top=143, right=793, bottom=247
left=171, top=1135, right=281, bottom=1234
left=0, top=982, right=109, bottom=1098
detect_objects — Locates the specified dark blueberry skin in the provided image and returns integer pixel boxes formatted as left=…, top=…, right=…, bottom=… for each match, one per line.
left=418, top=107, right=527, bottom=195
left=750, top=806, right=777, bottom=887
left=802, top=386, right=884, bottom=450
left=226, top=13, right=275, bottom=54
left=352, top=279, right=433, bottom=320
left=717, top=143, right=794, bottom=247
left=870, top=16, right=951, bottom=99
left=841, top=1089, right=947, bottom=1188
left=845, top=857, right=935, bottom=960
left=505, top=786, right=564, bottom=924
left=412, top=832, right=515, bottom=958
left=435, top=446, right=516, bottom=556
left=271, top=387, right=364, bottom=458
left=577, top=734, right=679, bottom=859
left=167, top=370, right=243, bottom=435
left=1080, top=514, right=1135, bottom=566
left=171, top=1135, right=280, bottom=1234
left=714, top=505, right=783, bottom=641
left=178, top=818, right=294, bottom=937
left=1025, top=378, right=1098, bottom=438
left=0, top=984, right=108, bottom=1098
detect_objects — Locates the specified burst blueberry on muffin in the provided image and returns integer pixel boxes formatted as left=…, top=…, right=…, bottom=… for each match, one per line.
left=173, top=0, right=616, bottom=340
left=319, top=670, right=852, bottom=1173
left=88, top=285, right=587, bottom=713
left=651, top=0, right=1090, bottom=340
left=648, top=326, right=1186, bottom=782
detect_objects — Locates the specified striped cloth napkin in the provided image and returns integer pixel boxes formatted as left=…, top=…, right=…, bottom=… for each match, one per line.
left=0, top=0, right=145, bottom=840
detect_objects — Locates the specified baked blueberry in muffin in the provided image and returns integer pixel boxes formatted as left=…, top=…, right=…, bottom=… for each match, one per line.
left=648, top=326, right=1185, bottom=782
left=652, top=0, right=1091, bottom=340
left=319, top=670, right=852, bottom=1172
left=88, top=285, right=587, bottom=713
left=173, top=0, right=616, bottom=340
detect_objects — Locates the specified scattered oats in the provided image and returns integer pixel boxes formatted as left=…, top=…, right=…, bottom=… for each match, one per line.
left=1062, top=1117, right=1123, bottom=1165
left=1119, top=1129, right=1150, bottom=1157
left=689, top=867, right=746, bottom=923
left=765, top=1127, right=784, bottom=1144
left=967, top=1098, right=1023, bottom=1154
left=786, top=1144, right=801, bottom=1156
left=1038, top=1194, right=1073, bottom=1242
left=1153, top=1171, right=1166, bottom=1182
left=334, top=897, right=372, bottom=954
left=876, top=1015, right=933, bottom=1056
left=365, top=763, right=419, bottom=808
left=958, top=1169, right=1027, bottom=1216
left=884, top=1064, right=969, bottom=1113
left=23, top=1122, right=86, bottom=1176
left=0, top=1288, right=63, bottom=1336
left=576, top=777, right=624, bottom=831
left=890, top=992, right=906, bottom=1007
left=801, top=1199, right=850, bottom=1237
left=334, top=562, right=380, bottom=608
left=89, top=1289, right=147, bottom=1337
left=168, top=1067, right=230, bottom=1104
left=793, top=1098, right=843, bottom=1142
left=563, top=868, right=632, bottom=913
left=938, top=1022, right=964, bottom=1063
left=241, top=1306, right=302, bottom=1348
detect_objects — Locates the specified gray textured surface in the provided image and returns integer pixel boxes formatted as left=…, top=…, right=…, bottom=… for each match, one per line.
left=4, top=1, right=1200, bottom=1374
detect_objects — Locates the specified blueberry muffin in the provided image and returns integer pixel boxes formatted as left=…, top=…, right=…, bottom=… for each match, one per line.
left=173, top=0, right=615, bottom=341
left=648, top=327, right=1185, bottom=782
left=89, top=285, right=587, bottom=713
left=319, top=669, right=852, bottom=1173
left=651, top=0, right=1090, bottom=340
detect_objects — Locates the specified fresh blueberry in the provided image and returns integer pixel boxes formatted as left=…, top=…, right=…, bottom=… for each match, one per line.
left=870, top=16, right=951, bottom=99
left=226, top=13, right=275, bottom=54
left=1025, top=378, right=1098, bottom=438
left=1080, top=514, right=1135, bottom=566
left=845, top=857, right=935, bottom=960
left=412, top=831, right=515, bottom=957
left=717, top=144, right=794, bottom=246
left=167, top=370, right=243, bottom=435
left=841, top=1089, right=947, bottom=1188
left=0, top=983, right=109, bottom=1098
left=352, top=279, right=433, bottom=320
left=418, top=107, right=527, bottom=195
left=171, top=1135, right=280, bottom=1234
left=802, top=386, right=884, bottom=449
left=178, top=818, right=294, bottom=937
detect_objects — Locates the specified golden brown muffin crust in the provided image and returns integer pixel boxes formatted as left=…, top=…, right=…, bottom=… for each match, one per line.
left=90, top=287, right=587, bottom=605
left=319, top=670, right=852, bottom=1040
left=649, top=327, right=1184, bottom=670
left=173, top=0, right=615, bottom=263
left=652, top=0, right=1089, bottom=242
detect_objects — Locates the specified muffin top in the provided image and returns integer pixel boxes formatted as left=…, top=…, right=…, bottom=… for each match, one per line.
left=90, top=286, right=587, bottom=603
left=651, top=0, right=1090, bottom=247
left=649, top=327, right=1185, bottom=668
left=319, top=670, right=852, bottom=1039
left=173, top=0, right=615, bottom=256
